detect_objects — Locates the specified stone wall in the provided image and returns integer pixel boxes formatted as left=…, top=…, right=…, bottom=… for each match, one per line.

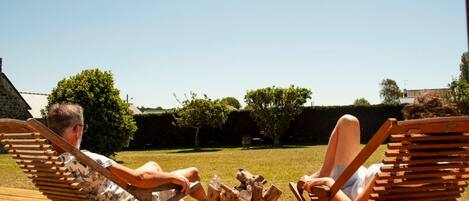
left=0, top=73, right=31, bottom=120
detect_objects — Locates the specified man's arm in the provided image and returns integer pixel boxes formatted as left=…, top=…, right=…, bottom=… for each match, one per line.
left=107, top=163, right=190, bottom=193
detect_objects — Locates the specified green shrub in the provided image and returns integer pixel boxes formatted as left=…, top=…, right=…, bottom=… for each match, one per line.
left=173, top=93, right=230, bottom=150
left=245, top=85, right=311, bottom=146
left=46, top=69, right=137, bottom=156
left=220, top=97, right=242, bottom=109
left=353, top=98, right=371, bottom=106
left=448, top=79, right=469, bottom=115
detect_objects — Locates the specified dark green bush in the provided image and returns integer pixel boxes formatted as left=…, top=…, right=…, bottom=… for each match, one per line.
left=46, top=69, right=137, bottom=156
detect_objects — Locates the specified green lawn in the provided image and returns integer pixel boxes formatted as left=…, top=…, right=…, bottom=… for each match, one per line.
left=0, top=145, right=467, bottom=200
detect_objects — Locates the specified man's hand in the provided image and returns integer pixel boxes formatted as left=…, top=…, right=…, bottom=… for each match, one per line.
left=171, top=174, right=190, bottom=194
left=302, top=177, right=335, bottom=193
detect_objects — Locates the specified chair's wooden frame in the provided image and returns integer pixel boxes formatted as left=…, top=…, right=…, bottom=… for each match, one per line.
left=290, top=116, right=469, bottom=201
left=0, top=118, right=200, bottom=201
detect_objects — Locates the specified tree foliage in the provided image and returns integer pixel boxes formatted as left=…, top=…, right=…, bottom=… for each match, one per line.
left=244, top=85, right=311, bottom=145
left=448, top=80, right=469, bottom=115
left=220, top=97, right=241, bottom=110
left=448, top=52, right=469, bottom=115
left=380, top=78, right=402, bottom=105
left=173, top=93, right=230, bottom=150
left=353, top=98, right=371, bottom=106
left=460, top=52, right=469, bottom=82
left=46, top=69, right=137, bottom=156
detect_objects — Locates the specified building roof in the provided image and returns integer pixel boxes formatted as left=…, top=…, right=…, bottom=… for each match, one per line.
left=128, top=103, right=142, bottom=114
left=20, top=92, right=48, bottom=118
left=1, top=73, right=31, bottom=110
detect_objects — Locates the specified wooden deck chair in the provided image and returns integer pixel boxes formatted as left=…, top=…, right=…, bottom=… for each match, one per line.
left=289, top=116, right=469, bottom=201
left=0, top=118, right=201, bottom=201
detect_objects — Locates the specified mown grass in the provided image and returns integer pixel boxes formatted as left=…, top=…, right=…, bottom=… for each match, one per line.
left=0, top=145, right=467, bottom=200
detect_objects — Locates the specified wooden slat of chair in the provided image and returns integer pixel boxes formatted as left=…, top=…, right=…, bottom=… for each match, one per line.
left=371, top=195, right=461, bottom=201
left=383, top=156, right=469, bottom=165
left=372, top=182, right=466, bottom=193
left=377, top=170, right=469, bottom=180
left=9, top=150, right=57, bottom=156
left=385, top=149, right=469, bottom=158
left=39, top=188, right=89, bottom=198
left=43, top=194, right=89, bottom=201
left=371, top=189, right=462, bottom=199
left=5, top=145, right=53, bottom=151
left=390, top=133, right=469, bottom=142
left=0, top=132, right=42, bottom=138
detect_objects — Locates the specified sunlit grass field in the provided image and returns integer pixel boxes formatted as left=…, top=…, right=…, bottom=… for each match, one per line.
left=0, top=145, right=467, bottom=200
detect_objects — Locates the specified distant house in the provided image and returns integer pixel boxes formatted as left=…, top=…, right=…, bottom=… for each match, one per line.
left=20, top=93, right=143, bottom=117
left=400, top=88, right=449, bottom=104
left=128, top=103, right=142, bottom=115
left=20, top=92, right=48, bottom=118
left=141, top=108, right=174, bottom=114
left=0, top=59, right=33, bottom=120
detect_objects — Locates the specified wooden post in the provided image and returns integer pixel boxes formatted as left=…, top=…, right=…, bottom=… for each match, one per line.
left=263, top=185, right=282, bottom=201
left=236, top=169, right=265, bottom=185
left=251, top=182, right=264, bottom=201
left=238, top=189, right=252, bottom=201
left=220, top=183, right=239, bottom=201
left=207, top=184, right=221, bottom=201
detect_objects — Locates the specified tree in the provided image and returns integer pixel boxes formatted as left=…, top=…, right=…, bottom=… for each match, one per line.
left=45, top=69, right=137, bottom=156
left=460, top=52, right=469, bottom=82
left=244, top=85, right=311, bottom=146
left=380, top=79, right=402, bottom=105
left=448, top=52, right=469, bottom=115
left=173, top=93, right=230, bottom=150
left=353, top=98, right=371, bottom=106
left=448, top=80, right=469, bottom=114
left=220, top=97, right=241, bottom=109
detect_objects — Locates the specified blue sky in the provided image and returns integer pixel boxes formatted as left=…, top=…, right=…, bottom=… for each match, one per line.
left=0, top=0, right=466, bottom=108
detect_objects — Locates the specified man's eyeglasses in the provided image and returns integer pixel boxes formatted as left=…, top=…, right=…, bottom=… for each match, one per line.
left=77, top=124, right=88, bottom=133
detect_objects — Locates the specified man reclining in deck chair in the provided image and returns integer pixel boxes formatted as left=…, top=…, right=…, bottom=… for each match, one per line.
left=47, top=103, right=207, bottom=201
left=299, top=94, right=460, bottom=201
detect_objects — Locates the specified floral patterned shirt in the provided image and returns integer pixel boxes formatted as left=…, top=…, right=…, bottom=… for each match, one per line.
left=59, top=150, right=172, bottom=201
left=59, top=150, right=137, bottom=201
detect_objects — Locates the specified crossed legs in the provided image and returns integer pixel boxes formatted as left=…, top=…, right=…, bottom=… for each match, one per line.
left=136, top=162, right=207, bottom=201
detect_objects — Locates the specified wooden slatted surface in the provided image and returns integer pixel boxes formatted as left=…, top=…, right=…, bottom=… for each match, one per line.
left=0, top=119, right=90, bottom=201
left=370, top=127, right=469, bottom=201
left=0, top=187, right=49, bottom=201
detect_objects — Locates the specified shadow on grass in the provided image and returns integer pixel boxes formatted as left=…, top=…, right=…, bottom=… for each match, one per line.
left=246, top=145, right=310, bottom=150
left=169, top=148, right=222, bottom=154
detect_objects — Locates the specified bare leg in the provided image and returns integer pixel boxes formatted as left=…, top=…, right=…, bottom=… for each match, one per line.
left=135, top=161, right=163, bottom=173
left=317, top=114, right=361, bottom=177
left=171, top=167, right=206, bottom=201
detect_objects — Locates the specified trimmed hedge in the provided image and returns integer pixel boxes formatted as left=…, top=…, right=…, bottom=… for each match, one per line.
left=282, top=105, right=404, bottom=144
left=130, top=111, right=260, bottom=149
left=130, top=105, right=404, bottom=149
